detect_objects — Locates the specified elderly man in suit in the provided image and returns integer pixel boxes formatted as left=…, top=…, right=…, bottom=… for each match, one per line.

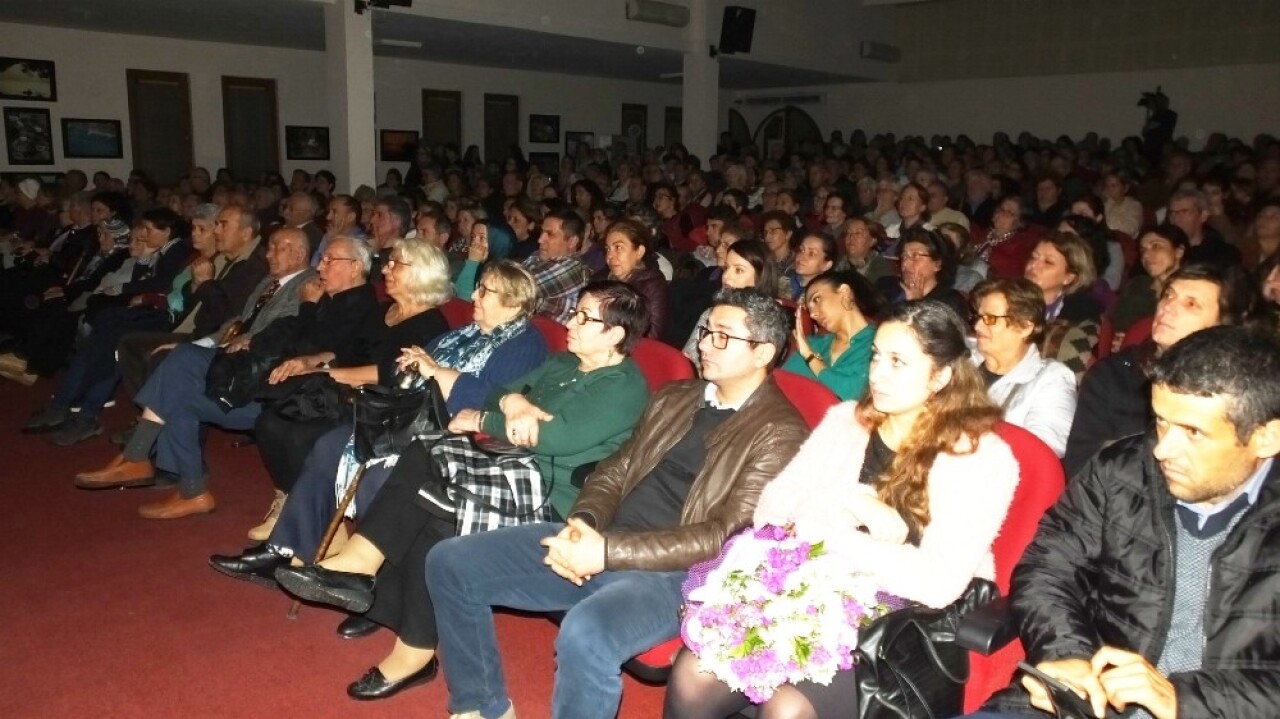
left=73, top=227, right=315, bottom=519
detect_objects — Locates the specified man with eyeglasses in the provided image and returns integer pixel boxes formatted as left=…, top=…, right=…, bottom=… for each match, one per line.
left=426, top=288, right=808, bottom=719
left=1166, top=189, right=1240, bottom=267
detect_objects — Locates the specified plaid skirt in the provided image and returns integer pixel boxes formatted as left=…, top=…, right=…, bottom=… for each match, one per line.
left=417, top=432, right=554, bottom=536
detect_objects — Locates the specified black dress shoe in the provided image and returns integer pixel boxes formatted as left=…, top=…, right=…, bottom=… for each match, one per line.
left=337, top=614, right=380, bottom=640
left=346, top=659, right=438, bottom=700
left=274, top=564, right=375, bottom=613
left=209, top=543, right=289, bottom=588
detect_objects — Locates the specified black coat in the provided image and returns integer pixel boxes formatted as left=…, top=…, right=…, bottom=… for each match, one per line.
left=987, top=432, right=1280, bottom=716
left=1062, top=343, right=1153, bottom=479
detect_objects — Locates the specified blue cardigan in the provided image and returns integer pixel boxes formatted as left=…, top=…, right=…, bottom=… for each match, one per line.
left=427, top=321, right=549, bottom=415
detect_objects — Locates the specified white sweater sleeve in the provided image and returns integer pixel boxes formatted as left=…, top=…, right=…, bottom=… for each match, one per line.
left=822, top=436, right=1021, bottom=608
left=1010, top=361, right=1078, bottom=458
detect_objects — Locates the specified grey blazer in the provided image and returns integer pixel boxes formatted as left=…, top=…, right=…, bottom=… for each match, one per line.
left=241, top=268, right=318, bottom=337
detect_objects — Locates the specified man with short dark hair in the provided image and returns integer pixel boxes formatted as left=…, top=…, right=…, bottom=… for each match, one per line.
left=1063, top=262, right=1257, bottom=476
left=427, top=288, right=808, bottom=719
left=310, top=194, right=364, bottom=266
left=975, top=326, right=1280, bottom=719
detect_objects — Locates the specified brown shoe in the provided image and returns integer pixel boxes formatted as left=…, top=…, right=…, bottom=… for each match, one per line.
left=0, top=352, right=27, bottom=373
left=138, top=490, right=216, bottom=519
left=74, top=454, right=156, bottom=489
left=0, top=364, right=37, bottom=385
left=247, top=490, right=287, bottom=541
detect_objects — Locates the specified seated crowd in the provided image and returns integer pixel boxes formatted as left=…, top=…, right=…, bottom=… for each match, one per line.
left=3, top=124, right=1280, bottom=719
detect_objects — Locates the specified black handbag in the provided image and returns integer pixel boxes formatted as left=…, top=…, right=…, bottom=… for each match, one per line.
left=352, top=371, right=450, bottom=463
left=854, top=578, right=1000, bottom=719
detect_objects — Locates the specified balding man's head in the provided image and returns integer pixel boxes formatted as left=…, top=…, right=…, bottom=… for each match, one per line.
left=284, top=191, right=318, bottom=227
left=266, top=227, right=311, bottom=278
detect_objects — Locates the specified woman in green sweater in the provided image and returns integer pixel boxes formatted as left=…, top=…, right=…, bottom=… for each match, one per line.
left=780, top=269, right=880, bottom=400
left=272, top=280, right=651, bottom=701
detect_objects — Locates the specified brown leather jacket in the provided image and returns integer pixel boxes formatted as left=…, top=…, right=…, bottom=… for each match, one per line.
left=570, top=376, right=808, bottom=572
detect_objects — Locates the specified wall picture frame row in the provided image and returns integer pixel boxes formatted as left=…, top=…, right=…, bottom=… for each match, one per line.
left=3, top=107, right=125, bottom=165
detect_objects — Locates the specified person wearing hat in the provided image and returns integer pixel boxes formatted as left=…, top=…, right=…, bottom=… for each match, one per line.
left=10, top=178, right=58, bottom=247
left=0, top=218, right=132, bottom=385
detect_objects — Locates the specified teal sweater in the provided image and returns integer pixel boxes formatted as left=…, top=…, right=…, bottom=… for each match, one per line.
left=779, top=324, right=875, bottom=400
left=480, top=352, right=649, bottom=517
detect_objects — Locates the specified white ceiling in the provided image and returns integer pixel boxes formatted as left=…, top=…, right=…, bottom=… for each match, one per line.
left=0, top=0, right=873, bottom=89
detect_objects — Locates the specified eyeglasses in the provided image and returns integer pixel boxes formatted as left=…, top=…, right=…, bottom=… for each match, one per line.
left=900, top=251, right=935, bottom=262
left=319, top=255, right=358, bottom=265
left=971, top=312, right=1012, bottom=326
left=571, top=309, right=606, bottom=327
left=476, top=283, right=503, bottom=299
left=696, top=325, right=759, bottom=350
left=385, top=257, right=412, bottom=268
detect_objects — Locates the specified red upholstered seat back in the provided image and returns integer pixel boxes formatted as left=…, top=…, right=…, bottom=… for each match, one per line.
left=440, top=297, right=474, bottom=329
left=964, top=422, right=1066, bottom=712
left=1120, top=315, right=1153, bottom=349
left=531, top=315, right=569, bottom=354
left=631, top=338, right=695, bottom=392
left=772, top=369, right=840, bottom=430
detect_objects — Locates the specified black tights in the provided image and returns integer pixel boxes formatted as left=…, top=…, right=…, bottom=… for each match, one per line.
left=663, top=648, right=818, bottom=719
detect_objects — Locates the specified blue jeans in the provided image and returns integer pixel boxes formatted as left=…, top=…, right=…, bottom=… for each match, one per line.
left=426, top=522, right=686, bottom=719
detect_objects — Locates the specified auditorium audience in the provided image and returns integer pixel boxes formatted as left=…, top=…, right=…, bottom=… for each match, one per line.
left=10, top=116, right=1280, bottom=719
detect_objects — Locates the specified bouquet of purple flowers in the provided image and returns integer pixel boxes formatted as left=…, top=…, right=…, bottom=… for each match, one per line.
left=681, top=524, right=900, bottom=703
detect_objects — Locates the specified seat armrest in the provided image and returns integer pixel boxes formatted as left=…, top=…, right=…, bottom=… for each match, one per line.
left=956, top=596, right=1018, bottom=655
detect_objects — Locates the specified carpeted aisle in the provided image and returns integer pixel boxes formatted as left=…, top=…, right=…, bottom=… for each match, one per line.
left=0, top=378, right=667, bottom=718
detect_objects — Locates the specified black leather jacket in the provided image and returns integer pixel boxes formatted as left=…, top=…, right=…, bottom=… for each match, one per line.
left=988, top=431, right=1280, bottom=716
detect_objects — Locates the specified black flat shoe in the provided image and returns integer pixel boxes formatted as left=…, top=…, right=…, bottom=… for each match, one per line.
left=337, top=614, right=380, bottom=640
left=208, top=543, right=288, bottom=588
left=346, top=659, right=437, bottom=700
left=274, top=564, right=375, bottom=613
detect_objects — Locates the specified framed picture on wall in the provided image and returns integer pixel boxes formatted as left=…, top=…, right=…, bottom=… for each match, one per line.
left=528, top=152, right=560, bottom=176
left=529, top=114, right=560, bottom=144
left=4, top=107, right=54, bottom=165
left=379, top=129, right=419, bottom=162
left=564, top=131, right=594, bottom=161
left=61, top=118, right=123, bottom=159
left=285, top=125, right=330, bottom=161
left=621, top=103, right=647, bottom=156
left=0, top=57, right=57, bottom=102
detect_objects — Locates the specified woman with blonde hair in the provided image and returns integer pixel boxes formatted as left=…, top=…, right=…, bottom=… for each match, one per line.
left=665, top=300, right=1020, bottom=718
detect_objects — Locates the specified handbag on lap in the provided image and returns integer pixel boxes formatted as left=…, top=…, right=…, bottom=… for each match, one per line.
left=351, top=370, right=450, bottom=463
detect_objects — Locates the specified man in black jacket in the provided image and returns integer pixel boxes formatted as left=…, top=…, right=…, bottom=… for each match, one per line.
left=1062, top=262, right=1256, bottom=477
left=975, top=326, right=1280, bottom=719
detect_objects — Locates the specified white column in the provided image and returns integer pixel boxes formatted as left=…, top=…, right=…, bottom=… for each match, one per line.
left=324, top=1, right=376, bottom=191
left=682, top=0, right=719, bottom=162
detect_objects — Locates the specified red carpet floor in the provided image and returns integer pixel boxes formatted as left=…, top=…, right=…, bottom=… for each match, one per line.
left=0, top=378, right=666, bottom=718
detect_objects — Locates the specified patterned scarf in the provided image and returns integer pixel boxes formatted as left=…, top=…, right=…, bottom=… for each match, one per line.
left=430, top=316, right=530, bottom=373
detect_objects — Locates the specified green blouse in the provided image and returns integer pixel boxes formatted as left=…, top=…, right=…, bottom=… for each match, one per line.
left=780, top=324, right=876, bottom=400
left=480, top=352, right=650, bottom=517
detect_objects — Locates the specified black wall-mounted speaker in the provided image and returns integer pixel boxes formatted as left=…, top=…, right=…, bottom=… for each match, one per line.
left=719, top=6, right=756, bottom=55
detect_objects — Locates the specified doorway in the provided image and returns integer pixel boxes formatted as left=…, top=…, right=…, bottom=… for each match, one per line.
left=483, top=93, right=519, bottom=166
left=422, top=89, right=462, bottom=152
left=222, top=76, right=279, bottom=182
left=126, top=69, right=193, bottom=185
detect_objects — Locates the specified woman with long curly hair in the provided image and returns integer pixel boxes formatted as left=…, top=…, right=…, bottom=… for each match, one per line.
left=664, top=300, right=1021, bottom=719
